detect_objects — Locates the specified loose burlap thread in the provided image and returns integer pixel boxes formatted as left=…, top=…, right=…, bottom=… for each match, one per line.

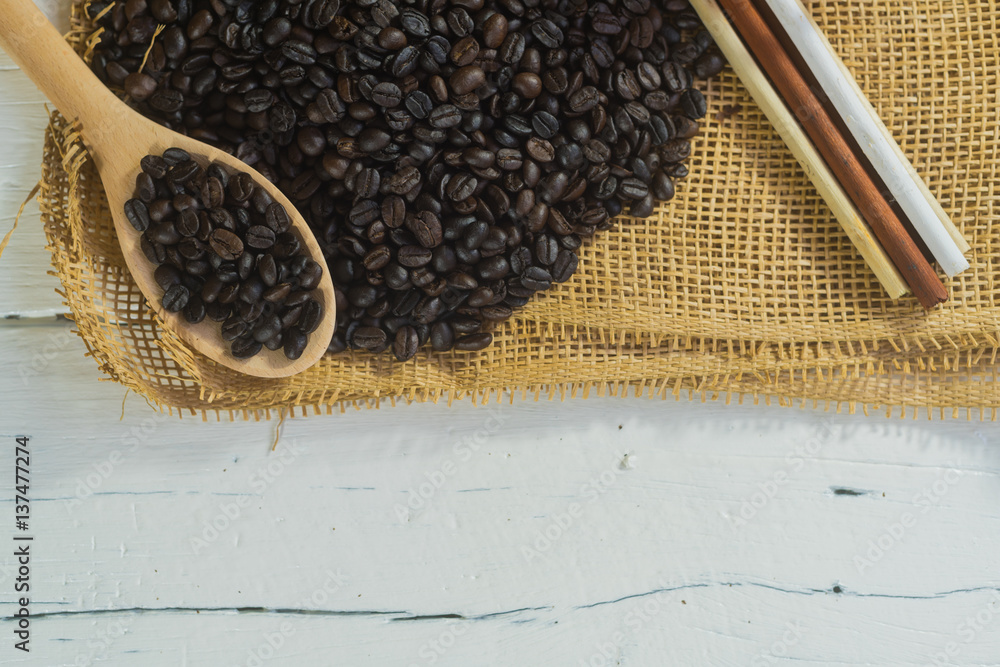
left=37, top=0, right=1000, bottom=418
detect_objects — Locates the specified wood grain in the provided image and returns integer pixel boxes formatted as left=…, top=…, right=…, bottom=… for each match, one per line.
left=716, top=0, right=948, bottom=309
left=1, top=321, right=999, bottom=665
left=0, top=0, right=336, bottom=377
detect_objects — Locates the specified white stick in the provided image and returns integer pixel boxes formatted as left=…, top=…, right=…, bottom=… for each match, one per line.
left=760, top=0, right=970, bottom=277
left=785, top=0, right=969, bottom=256
left=688, top=0, right=909, bottom=298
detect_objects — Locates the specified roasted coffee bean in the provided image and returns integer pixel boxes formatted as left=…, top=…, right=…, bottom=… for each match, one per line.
left=393, top=325, right=420, bottom=361
left=134, top=172, right=156, bottom=203
left=660, top=139, right=692, bottom=163
left=237, top=300, right=265, bottom=324
left=237, top=250, right=255, bottom=281
left=521, top=265, right=552, bottom=291
left=129, top=150, right=325, bottom=360
left=154, top=264, right=183, bottom=291
left=694, top=52, right=726, bottom=79
left=450, top=65, right=486, bottom=95
left=352, top=325, right=387, bottom=350
left=124, top=199, right=150, bottom=232
left=299, top=260, right=324, bottom=290
left=264, top=203, right=291, bottom=233
left=552, top=248, right=579, bottom=282
left=161, top=284, right=190, bottom=312
left=140, top=155, right=169, bottom=180
left=680, top=89, right=708, bottom=119
left=454, top=332, right=492, bottom=351
left=423, top=319, right=453, bottom=351
left=398, top=245, right=433, bottom=267
left=652, top=172, right=676, bottom=201
left=209, top=229, right=244, bottom=260
left=101, top=0, right=720, bottom=358
left=372, top=82, right=403, bottom=107
left=283, top=328, right=308, bottom=360
left=149, top=222, right=181, bottom=246
left=183, top=296, right=206, bottom=324
left=231, top=337, right=263, bottom=359
left=407, top=211, right=444, bottom=248
left=619, top=177, right=649, bottom=200
left=252, top=315, right=283, bottom=343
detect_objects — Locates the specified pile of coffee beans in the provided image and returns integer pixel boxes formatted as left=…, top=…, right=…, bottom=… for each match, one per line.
left=90, top=0, right=724, bottom=361
left=126, top=147, right=325, bottom=360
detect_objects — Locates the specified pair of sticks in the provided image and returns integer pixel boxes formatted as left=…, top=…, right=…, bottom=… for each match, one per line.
left=689, top=0, right=970, bottom=308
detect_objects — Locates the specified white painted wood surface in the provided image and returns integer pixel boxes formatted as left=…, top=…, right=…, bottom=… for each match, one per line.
left=1, top=2, right=999, bottom=665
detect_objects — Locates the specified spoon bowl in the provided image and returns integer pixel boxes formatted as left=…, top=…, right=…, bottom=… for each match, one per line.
left=0, top=0, right=336, bottom=377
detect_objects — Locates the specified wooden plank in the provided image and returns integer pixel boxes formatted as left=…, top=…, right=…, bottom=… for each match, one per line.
left=0, top=322, right=998, bottom=664
left=0, top=0, right=71, bottom=318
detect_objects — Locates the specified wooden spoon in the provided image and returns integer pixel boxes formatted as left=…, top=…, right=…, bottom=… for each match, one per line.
left=0, top=0, right=336, bottom=378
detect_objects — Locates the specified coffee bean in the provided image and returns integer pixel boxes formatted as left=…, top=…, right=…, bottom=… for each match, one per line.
left=149, top=222, right=181, bottom=246
left=393, top=325, right=420, bottom=361
left=450, top=65, right=486, bottom=95
left=252, top=314, right=283, bottom=343
left=429, top=104, right=462, bottom=129
left=237, top=300, right=265, bottom=324
left=372, top=82, right=403, bottom=107
left=454, top=332, right=493, bottom=351
left=231, top=337, right=263, bottom=359
left=619, top=177, right=649, bottom=200
left=398, top=245, right=433, bottom=268
left=680, top=89, right=707, bottom=119
left=210, top=229, right=244, bottom=260
left=552, top=249, right=579, bottom=283
left=124, top=199, right=150, bottom=231
left=140, top=155, right=169, bottom=180
left=101, top=0, right=718, bottom=359
left=283, top=328, right=308, bottom=359
left=694, top=52, right=726, bottom=78
left=406, top=211, right=444, bottom=248
left=126, top=72, right=158, bottom=104
left=569, top=86, right=600, bottom=112
left=154, top=263, right=183, bottom=291
left=162, top=284, right=190, bottom=312
left=652, top=172, right=676, bottom=201
left=660, top=139, right=692, bottom=163
left=521, top=265, right=553, bottom=291
left=445, top=173, right=476, bottom=201
left=183, top=296, right=206, bottom=324
left=353, top=326, right=387, bottom=350
left=299, top=260, right=324, bottom=290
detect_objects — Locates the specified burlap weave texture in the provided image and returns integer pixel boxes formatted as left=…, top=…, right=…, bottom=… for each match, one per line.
left=38, top=0, right=1000, bottom=417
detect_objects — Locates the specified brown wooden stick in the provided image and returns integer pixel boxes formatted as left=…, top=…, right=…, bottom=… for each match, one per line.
left=716, top=0, right=948, bottom=308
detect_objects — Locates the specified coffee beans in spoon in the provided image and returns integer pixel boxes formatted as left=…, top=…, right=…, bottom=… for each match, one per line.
left=126, top=147, right=325, bottom=361
left=91, top=0, right=726, bottom=362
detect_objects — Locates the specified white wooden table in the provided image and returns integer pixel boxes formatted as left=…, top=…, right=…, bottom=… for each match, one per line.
left=2, top=3, right=999, bottom=665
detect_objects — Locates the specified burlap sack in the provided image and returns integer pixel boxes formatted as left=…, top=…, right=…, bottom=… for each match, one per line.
left=37, top=0, right=1000, bottom=417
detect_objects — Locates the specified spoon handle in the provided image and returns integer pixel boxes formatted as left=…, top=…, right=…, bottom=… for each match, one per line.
left=0, top=0, right=122, bottom=143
